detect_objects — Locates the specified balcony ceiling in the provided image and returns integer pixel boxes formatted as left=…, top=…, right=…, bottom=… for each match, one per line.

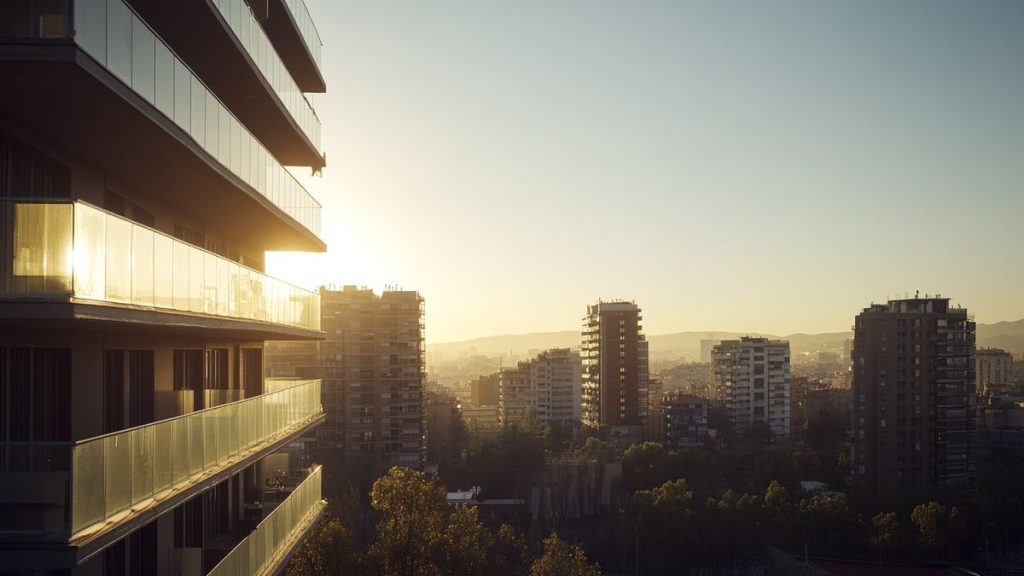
left=0, top=45, right=326, bottom=252
left=127, top=0, right=325, bottom=169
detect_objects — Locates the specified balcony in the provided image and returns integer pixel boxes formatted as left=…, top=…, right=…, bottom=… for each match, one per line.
left=0, top=379, right=322, bottom=565
left=125, top=0, right=325, bottom=165
left=0, top=200, right=321, bottom=338
left=208, top=465, right=325, bottom=576
left=0, top=0, right=323, bottom=250
left=249, top=0, right=325, bottom=93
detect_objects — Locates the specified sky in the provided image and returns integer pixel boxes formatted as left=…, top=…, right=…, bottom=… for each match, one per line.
left=267, top=0, right=1024, bottom=343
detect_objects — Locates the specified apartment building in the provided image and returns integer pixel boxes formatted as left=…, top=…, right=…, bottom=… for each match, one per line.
left=0, top=0, right=329, bottom=573
left=712, top=337, right=791, bottom=441
left=976, top=347, right=1013, bottom=397
left=268, top=286, right=426, bottom=479
left=851, top=297, right=976, bottom=501
left=498, top=348, right=582, bottom=429
left=581, top=301, right=647, bottom=442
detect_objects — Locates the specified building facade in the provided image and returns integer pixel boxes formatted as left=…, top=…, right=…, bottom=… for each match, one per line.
left=851, top=297, right=976, bottom=502
left=0, top=0, right=329, bottom=573
left=268, top=286, right=426, bottom=479
left=976, top=348, right=1013, bottom=397
left=581, top=301, right=646, bottom=441
left=498, top=348, right=582, bottom=429
left=712, top=337, right=791, bottom=441
left=658, top=393, right=709, bottom=449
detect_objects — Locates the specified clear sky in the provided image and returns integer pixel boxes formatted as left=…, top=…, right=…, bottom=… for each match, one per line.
left=267, top=0, right=1024, bottom=343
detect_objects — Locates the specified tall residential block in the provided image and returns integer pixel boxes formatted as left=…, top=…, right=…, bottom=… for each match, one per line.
left=581, top=301, right=646, bottom=440
left=851, top=297, right=976, bottom=501
left=976, top=348, right=1013, bottom=397
left=712, top=337, right=791, bottom=441
left=498, top=348, right=582, bottom=429
left=0, top=0, right=329, bottom=573
left=268, top=286, right=426, bottom=479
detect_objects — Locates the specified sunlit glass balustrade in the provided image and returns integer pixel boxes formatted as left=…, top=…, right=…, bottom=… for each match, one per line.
left=207, top=465, right=325, bottom=576
left=0, top=200, right=320, bottom=332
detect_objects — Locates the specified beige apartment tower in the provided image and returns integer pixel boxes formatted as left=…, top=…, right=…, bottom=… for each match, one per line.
left=712, top=337, right=791, bottom=441
left=268, top=286, right=426, bottom=479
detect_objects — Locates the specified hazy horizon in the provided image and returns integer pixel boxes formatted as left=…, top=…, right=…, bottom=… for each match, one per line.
left=268, top=0, right=1024, bottom=343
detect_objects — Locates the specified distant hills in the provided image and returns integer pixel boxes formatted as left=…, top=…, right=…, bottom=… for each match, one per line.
left=428, top=319, right=1024, bottom=363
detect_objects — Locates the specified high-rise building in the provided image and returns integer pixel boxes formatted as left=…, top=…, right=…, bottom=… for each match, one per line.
left=268, top=286, right=425, bottom=479
left=581, top=301, right=646, bottom=441
left=712, top=337, right=791, bottom=441
left=0, top=0, right=329, bottom=572
left=976, top=348, right=1013, bottom=397
left=851, top=297, right=976, bottom=501
left=498, top=348, right=581, bottom=429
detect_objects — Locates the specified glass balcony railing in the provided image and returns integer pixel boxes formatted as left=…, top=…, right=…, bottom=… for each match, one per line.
left=0, top=201, right=320, bottom=332
left=62, top=0, right=322, bottom=237
left=283, top=0, right=323, bottom=71
left=71, top=379, right=322, bottom=535
left=211, top=0, right=321, bottom=147
left=208, top=465, right=324, bottom=576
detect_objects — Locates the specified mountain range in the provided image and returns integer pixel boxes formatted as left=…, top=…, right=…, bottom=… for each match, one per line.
left=428, top=319, right=1024, bottom=362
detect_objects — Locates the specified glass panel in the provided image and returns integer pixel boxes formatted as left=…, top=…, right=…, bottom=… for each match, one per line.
left=171, top=417, right=189, bottom=485
left=10, top=203, right=72, bottom=294
left=130, top=427, right=154, bottom=505
left=172, top=240, right=189, bottom=311
left=173, top=58, right=190, bottom=129
left=152, top=419, right=173, bottom=493
left=71, top=440, right=104, bottom=534
left=73, top=203, right=106, bottom=300
left=153, top=233, right=173, bottom=308
left=190, top=74, right=205, bottom=147
left=131, top=226, right=154, bottom=306
left=131, top=15, right=155, bottom=104
left=153, top=42, right=174, bottom=118
left=103, top=213, right=132, bottom=303
left=104, top=434, right=131, bottom=517
left=188, top=248, right=203, bottom=313
left=74, top=0, right=107, bottom=64
left=105, top=0, right=132, bottom=83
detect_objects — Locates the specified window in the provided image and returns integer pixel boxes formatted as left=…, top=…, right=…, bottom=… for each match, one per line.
left=0, top=347, right=71, bottom=446
left=0, top=130, right=70, bottom=198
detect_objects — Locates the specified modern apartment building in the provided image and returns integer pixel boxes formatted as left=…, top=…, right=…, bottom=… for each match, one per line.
left=712, top=337, right=791, bottom=441
left=497, top=348, right=582, bottom=429
left=851, top=297, right=976, bottom=502
left=976, top=347, right=1013, bottom=397
left=267, top=286, right=425, bottom=479
left=0, top=0, right=330, bottom=574
left=581, top=301, right=646, bottom=441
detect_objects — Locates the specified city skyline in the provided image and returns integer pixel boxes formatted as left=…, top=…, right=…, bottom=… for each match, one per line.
left=268, top=0, right=1024, bottom=343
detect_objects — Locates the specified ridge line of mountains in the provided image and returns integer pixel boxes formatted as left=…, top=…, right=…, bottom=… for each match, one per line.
left=427, top=319, right=1024, bottom=360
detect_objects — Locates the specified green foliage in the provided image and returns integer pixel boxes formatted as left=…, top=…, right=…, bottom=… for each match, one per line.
left=285, top=518, right=367, bottom=576
left=530, top=534, right=602, bottom=576
left=370, top=467, right=449, bottom=576
left=910, top=501, right=967, bottom=560
left=577, top=437, right=616, bottom=462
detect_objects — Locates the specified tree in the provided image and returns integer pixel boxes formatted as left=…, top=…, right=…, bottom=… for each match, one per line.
left=530, top=534, right=601, bottom=576
left=370, top=467, right=449, bottom=576
left=870, top=512, right=902, bottom=560
left=285, top=518, right=367, bottom=576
